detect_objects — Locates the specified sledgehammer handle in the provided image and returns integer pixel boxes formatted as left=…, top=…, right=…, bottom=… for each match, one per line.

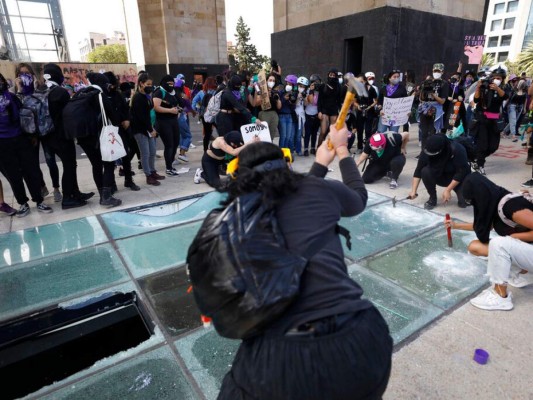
left=336, top=92, right=355, bottom=130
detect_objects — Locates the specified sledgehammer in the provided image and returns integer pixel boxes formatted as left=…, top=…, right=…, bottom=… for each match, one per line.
left=328, top=77, right=368, bottom=149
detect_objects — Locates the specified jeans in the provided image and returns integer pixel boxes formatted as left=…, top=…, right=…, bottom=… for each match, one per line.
left=0, top=135, right=44, bottom=205
left=178, top=114, right=192, bottom=151
left=41, top=133, right=80, bottom=199
left=41, top=140, right=60, bottom=188
left=487, top=236, right=533, bottom=285
left=293, top=119, right=303, bottom=153
left=135, top=133, right=157, bottom=176
left=278, top=114, right=294, bottom=149
left=377, top=116, right=400, bottom=133
left=507, top=104, right=523, bottom=136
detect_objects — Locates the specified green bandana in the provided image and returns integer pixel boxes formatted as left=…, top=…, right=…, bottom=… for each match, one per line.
left=376, top=149, right=385, bottom=158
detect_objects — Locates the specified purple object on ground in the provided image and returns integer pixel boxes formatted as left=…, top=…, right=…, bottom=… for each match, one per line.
left=473, top=348, right=489, bottom=364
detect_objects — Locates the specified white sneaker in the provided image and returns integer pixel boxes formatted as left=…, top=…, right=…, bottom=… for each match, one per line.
left=508, top=272, right=533, bottom=288
left=470, top=288, right=513, bottom=311
left=194, top=168, right=204, bottom=184
left=178, top=154, right=189, bottom=163
left=189, top=143, right=197, bottom=149
left=389, top=179, right=398, bottom=189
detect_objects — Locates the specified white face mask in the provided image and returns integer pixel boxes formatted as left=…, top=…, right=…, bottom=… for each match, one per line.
left=298, top=87, right=305, bottom=93
left=267, top=81, right=275, bottom=88
left=285, top=84, right=293, bottom=92
left=433, top=72, right=442, bottom=80
left=492, top=79, right=502, bottom=87
left=368, top=79, right=374, bottom=85
left=338, top=78, right=343, bottom=85
left=390, top=78, right=400, bottom=85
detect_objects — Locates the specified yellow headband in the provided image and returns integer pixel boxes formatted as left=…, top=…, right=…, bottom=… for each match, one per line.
left=226, top=147, right=293, bottom=178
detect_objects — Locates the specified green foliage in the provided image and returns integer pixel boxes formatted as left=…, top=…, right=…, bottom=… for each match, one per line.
left=513, top=41, right=533, bottom=76
left=87, top=44, right=128, bottom=63
left=480, top=53, right=495, bottom=68
left=233, top=16, right=269, bottom=74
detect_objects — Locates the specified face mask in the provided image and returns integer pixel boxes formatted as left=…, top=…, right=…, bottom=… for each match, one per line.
left=298, top=87, right=305, bottom=93
left=376, top=149, right=385, bottom=158
left=285, top=84, right=293, bottom=92
left=143, top=85, right=153, bottom=94
left=328, top=76, right=336, bottom=84
left=390, top=78, right=400, bottom=85
left=367, top=79, right=374, bottom=85
left=267, top=81, right=275, bottom=89
left=492, top=79, right=502, bottom=87
left=450, top=77, right=458, bottom=84
left=465, top=77, right=473, bottom=85
left=162, top=83, right=173, bottom=92
left=338, top=78, right=343, bottom=85
left=433, top=72, right=442, bottom=80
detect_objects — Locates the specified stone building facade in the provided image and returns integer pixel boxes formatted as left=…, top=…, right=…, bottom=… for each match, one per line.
left=272, top=0, right=489, bottom=82
left=136, top=0, right=227, bottom=83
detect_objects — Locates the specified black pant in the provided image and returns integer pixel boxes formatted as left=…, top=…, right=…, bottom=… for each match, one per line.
left=201, top=117, right=215, bottom=152
left=473, top=117, right=500, bottom=167
left=419, top=114, right=436, bottom=151
left=77, top=135, right=115, bottom=189
left=355, top=112, right=375, bottom=150
left=119, top=127, right=137, bottom=180
left=0, top=135, right=43, bottom=205
left=201, top=153, right=224, bottom=188
left=303, top=113, right=319, bottom=150
left=41, top=133, right=80, bottom=198
left=156, top=118, right=180, bottom=170
left=216, top=112, right=237, bottom=136
left=421, top=166, right=466, bottom=201
left=363, top=155, right=406, bottom=183
left=218, top=306, right=392, bottom=400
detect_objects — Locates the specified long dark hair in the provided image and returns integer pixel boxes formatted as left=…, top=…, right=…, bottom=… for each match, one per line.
left=221, top=142, right=304, bottom=209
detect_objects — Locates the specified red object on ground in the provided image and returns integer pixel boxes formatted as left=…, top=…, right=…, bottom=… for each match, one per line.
left=445, top=213, right=453, bottom=248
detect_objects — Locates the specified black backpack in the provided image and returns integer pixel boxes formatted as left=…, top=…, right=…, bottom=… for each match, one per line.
left=186, top=192, right=350, bottom=339
left=63, top=87, right=102, bottom=140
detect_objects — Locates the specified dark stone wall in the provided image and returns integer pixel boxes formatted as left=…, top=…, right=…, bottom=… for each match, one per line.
left=271, top=6, right=484, bottom=84
left=144, top=64, right=228, bottom=84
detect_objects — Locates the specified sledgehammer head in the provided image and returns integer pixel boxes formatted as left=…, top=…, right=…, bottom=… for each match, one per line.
left=345, top=76, right=368, bottom=97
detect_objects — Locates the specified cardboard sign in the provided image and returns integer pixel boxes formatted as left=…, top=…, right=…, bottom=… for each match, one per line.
left=464, top=35, right=486, bottom=65
left=240, top=122, right=272, bottom=143
left=381, top=96, right=414, bottom=127
left=258, top=70, right=272, bottom=111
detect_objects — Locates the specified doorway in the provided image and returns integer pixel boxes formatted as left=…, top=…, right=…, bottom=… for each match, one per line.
left=344, top=37, right=364, bottom=75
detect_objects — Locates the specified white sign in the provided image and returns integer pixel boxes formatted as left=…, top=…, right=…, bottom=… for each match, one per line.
left=240, top=121, right=272, bottom=143
left=382, top=96, right=415, bottom=127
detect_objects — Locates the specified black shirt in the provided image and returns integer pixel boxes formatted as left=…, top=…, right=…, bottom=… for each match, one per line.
left=130, top=92, right=154, bottom=135
left=357, top=85, right=378, bottom=115
left=219, top=88, right=252, bottom=122
left=47, top=85, right=70, bottom=137
left=494, top=196, right=533, bottom=240
left=318, top=83, right=342, bottom=115
left=270, top=157, right=372, bottom=331
left=153, top=88, right=181, bottom=120
left=363, top=133, right=403, bottom=164
left=414, top=142, right=470, bottom=182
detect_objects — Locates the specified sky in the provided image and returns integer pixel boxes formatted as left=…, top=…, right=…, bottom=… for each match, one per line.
left=59, top=0, right=273, bottom=63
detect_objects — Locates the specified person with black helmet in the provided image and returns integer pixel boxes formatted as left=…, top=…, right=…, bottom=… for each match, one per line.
left=471, top=66, right=508, bottom=175
left=407, top=134, right=471, bottom=210
left=317, top=68, right=342, bottom=147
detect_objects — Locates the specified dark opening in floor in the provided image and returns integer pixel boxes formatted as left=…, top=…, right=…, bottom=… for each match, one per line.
left=0, top=291, right=153, bottom=399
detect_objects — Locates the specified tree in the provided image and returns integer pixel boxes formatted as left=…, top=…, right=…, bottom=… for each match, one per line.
left=87, top=44, right=128, bottom=63
left=480, top=53, right=495, bottom=68
left=513, top=41, right=533, bottom=76
left=233, top=17, right=269, bottom=73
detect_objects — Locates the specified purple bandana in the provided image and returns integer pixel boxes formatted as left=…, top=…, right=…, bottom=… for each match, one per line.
left=232, top=90, right=241, bottom=100
left=386, top=84, right=399, bottom=97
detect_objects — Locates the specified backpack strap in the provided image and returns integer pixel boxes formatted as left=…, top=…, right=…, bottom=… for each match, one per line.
left=301, top=223, right=352, bottom=261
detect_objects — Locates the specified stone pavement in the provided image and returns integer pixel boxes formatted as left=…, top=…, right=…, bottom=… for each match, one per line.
left=1, top=120, right=532, bottom=399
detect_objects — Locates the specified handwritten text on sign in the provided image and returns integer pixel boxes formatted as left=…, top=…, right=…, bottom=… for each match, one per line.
left=241, top=122, right=272, bottom=143
left=381, top=96, right=414, bottom=127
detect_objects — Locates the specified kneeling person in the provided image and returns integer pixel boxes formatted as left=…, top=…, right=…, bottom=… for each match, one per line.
left=408, top=134, right=470, bottom=209
left=356, top=132, right=408, bottom=189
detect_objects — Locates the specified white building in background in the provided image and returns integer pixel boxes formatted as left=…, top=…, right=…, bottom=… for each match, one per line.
left=483, top=0, right=533, bottom=63
left=78, top=31, right=126, bottom=61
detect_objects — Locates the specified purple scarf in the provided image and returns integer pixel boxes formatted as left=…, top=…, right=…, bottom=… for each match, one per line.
left=386, top=84, right=399, bottom=97
left=232, top=90, right=241, bottom=100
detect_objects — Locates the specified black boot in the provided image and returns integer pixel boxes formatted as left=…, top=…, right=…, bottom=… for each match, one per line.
left=424, top=196, right=437, bottom=210
left=111, top=182, right=118, bottom=195
left=526, top=149, right=533, bottom=166
left=124, top=177, right=141, bottom=191
left=100, top=187, right=122, bottom=207
left=62, top=196, right=88, bottom=210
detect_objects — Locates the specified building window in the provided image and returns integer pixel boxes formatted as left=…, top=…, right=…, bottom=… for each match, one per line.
left=507, top=1, right=519, bottom=12
left=504, top=17, right=515, bottom=29
left=498, top=52, right=509, bottom=62
left=500, top=35, right=512, bottom=46
left=488, top=36, right=499, bottom=47
left=491, top=19, right=502, bottom=31
left=494, top=2, right=505, bottom=14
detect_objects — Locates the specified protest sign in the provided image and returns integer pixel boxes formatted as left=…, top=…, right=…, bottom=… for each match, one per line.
left=258, top=70, right=272, bottom=111
left=381, top=97, right=414, bottom=127
left=241, top=122, right=272, bottom=143
left=464, top=35, right=486, bottom=64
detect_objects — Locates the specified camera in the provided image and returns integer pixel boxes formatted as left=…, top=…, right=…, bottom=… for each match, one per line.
left=420, top=79, right=435, bottom=100
left=479, top=78, right=490, bottom=92
left=288, top=92, right=297, bottom=103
